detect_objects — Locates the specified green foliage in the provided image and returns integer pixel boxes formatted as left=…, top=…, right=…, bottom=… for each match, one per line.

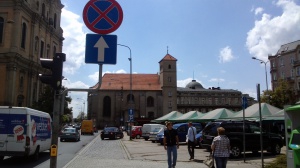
left=261, top=79, right=297, bottom=108
left=265, top=154, right=286, bottom=168
left=30, top=85, right=73, bottom=117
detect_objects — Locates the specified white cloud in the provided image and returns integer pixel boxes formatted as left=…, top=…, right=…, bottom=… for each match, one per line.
left=246, top=0, right=300, bottom=62
left=254, top=7, right=264, bottom=15
left=220, top=70, right=226, bottom=74
left=209, top=78, right=225, bottom=82
left=219, top=46, right=234, bottom=63
left=61, top=8, right=87, bottom=74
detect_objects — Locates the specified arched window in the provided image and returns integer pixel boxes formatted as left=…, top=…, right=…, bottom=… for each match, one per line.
left=0, top=17, right=3, bottom=43
left=21, top=23, right=27, bottom=49
left=42, top=3, right=45, bottom=18
left=54, top=13, right=57, bottom=29
left=103, top=96, right=111, bottom=117
left=127, top=94, right=134, bottom=103
left=147, top=96, right=154, bottom=107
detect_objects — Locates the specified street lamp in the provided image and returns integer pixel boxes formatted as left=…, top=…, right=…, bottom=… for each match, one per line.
left=252, top=57, right=269, bottom=91
left=117, top=44, right=132, bottom=140
left=77, top=98, right=86, bottom=120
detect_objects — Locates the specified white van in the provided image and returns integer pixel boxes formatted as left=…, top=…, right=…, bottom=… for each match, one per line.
left=142, top=124, right=164, bottom=140
left=0, top=106, right=52, bottom=161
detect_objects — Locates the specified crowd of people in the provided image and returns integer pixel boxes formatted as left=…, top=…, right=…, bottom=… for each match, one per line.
left=163, top=121, right=230, bottom=168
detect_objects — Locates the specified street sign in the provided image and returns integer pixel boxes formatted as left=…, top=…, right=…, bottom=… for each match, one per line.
left=128, top=109, right=134, bottom=122
left=83, top=0, right=123, bottom=34
left=242, top=96, right=248, bottom=109
left=85, top=34, right=117, bottom=64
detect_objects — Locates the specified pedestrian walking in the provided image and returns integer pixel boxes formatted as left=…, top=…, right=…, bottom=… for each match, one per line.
left=211, top=127, right=230, bottom=168
left=164, top=121, right=179, bottom=168
left=187, top=122, right=196, bottom=160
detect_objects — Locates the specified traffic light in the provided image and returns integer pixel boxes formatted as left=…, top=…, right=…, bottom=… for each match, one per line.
left=39, top=53, right=66, bottom=90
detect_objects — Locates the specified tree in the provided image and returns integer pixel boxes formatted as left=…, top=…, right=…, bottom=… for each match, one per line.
left=261, top=79, right=297, bottom=108
left=31, top=85, right=73, bottom=118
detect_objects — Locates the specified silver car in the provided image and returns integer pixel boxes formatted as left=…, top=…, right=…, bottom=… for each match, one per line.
left=149, top=127, right=165, bottom=143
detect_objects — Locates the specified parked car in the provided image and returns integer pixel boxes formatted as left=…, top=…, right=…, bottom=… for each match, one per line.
left=173, top=123, right=203, bottom=142
left=131, top=126, right=142, bottom=139
left=156, top=131, right=164, bottom=145
left=101, top=127, right=124, bottom=140
left=195, top=131, right=203, bottom=148
left=142, top=124, right=165, bottom=140
left=201, top=120, right=284, bottom=158
left=156, top=123, right=203, bottom=144
left=60, top=127, right=80, bottom=142
left=149, top=127, right=165, bottom=143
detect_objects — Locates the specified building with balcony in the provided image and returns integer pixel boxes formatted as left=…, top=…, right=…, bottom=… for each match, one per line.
left=268, top=40, right=300, bottom=98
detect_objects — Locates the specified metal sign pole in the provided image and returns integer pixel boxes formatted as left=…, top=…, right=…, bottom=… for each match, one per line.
left=50, top=91, right=61, bottom=168
left=257, top=84, right=264, bottom=168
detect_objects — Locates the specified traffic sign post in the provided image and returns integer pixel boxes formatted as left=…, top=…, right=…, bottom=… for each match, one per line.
left=85, top=34, right=117, bottom=64
left=83, top=0, right=123, bottom=34
left=128, top=109, right=134, bottom=140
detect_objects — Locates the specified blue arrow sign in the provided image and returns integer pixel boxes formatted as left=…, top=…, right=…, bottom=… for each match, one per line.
left=85, top=34, right=117, bottom=64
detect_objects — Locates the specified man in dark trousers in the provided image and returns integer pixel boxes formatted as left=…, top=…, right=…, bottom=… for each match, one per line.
left=187, top=122, right=196, bottom=160
left=164, top=121, right=179, bottom=168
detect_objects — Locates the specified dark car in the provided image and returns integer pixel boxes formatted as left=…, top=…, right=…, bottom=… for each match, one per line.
left=173, top=123, right=203, bottom=142
left=101, top=127, right=124, bottom=140
left=156, top=123, right=203, bottom=144
left=201, top=120, right=284, bottom=158
left=60, top=127, right=80, bottom=142
left=195, top=131, right=203, bottom=148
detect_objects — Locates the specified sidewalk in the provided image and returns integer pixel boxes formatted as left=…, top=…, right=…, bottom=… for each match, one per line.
left=63, top=133, right=277, bottom=168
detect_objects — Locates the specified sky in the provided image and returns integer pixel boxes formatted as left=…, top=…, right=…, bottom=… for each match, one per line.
left=60, top=0, right=300, bottom=118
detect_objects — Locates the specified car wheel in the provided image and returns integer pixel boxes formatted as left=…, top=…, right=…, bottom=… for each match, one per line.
left=60, top=138, right=63, bottom=142
left=230, top=145, right=241, bottom=158
left=101, top=137, right=104, bottom=140
left=151, top=140, right=155, bottom=143
left=121, top=134, right=124, bottom=139
left=136, top=135, right=140, bottom=139
left=145, top=138, right=149, bottom=141
left=160, top=141, right=163, bottom=145
left=271, top=143, right=281, bottom=155
left=114, top=134, right=117, bottom=140
left=0, top=156, right=4, bottom=161
left=32, top=147, right=39, bottom=161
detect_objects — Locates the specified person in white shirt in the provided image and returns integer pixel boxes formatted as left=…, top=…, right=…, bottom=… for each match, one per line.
left=187, top=122, right=196, bottom=160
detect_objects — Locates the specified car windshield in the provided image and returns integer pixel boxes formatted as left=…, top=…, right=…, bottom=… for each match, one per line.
left=64, top=128, right=75, bottom=133
left=152, top=128, right=161, bottom=132
left=202, top=122, right=220, bottom=136
left=104, top=127, right=116, bottom=132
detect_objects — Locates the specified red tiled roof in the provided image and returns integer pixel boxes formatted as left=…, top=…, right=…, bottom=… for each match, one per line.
left=90, top=73, right=162, bottom=91
left=159, top=54, right=177, bottom=63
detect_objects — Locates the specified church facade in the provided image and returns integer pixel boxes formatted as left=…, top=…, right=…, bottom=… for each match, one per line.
left=88, top=54, right=253, bottom=128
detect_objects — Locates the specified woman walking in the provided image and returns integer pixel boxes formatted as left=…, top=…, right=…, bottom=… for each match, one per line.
left=211, top=127, right=230, bottom=168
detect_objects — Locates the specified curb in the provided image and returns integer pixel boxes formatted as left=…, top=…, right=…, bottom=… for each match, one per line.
left=119, top=139, right=132, bottom=160
left=62, top=134, right=99, bottom=168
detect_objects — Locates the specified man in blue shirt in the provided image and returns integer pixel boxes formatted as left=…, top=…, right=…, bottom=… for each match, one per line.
left=187, top=122, right=196, bottom=160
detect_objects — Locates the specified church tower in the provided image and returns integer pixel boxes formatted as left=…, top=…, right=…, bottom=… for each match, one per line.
left=159, top=54, right=177, bottom=115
